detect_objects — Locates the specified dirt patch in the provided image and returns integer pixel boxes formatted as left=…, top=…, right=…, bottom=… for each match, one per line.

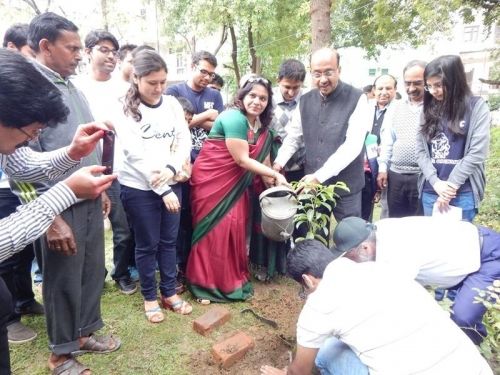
left=188, top=279, right=304, bottom=374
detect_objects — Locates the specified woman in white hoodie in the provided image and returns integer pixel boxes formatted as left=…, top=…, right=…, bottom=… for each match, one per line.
left=115, top=50, right=191, bottom=323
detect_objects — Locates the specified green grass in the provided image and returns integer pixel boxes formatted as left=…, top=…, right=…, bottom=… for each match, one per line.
left=9, top=127, right=500, bottom=374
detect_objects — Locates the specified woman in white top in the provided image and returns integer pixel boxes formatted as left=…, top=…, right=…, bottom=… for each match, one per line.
left=116, top=50, right=191, bottom=323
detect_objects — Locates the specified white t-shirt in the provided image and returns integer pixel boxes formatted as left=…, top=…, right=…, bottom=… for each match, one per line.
left=297, top=258, right=492, bottom=375
left=74, top=75, right=130, bottom=171
left=114, top=95, right=191, bottom=195
left=375, top=217, right=481, bottom=288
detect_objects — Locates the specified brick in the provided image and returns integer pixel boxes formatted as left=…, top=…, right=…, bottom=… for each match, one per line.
left=193, top=306, right=231, bottom=336
left=212, top=331, right=254, bottom=369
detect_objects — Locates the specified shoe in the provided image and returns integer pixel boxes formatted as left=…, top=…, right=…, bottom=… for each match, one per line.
left=15, top=300, right=44, bottom=316
left=50, top=356, right=90, bottom=375
left=128, top=266, right=139, bottom=283
left=175, top=280, right=186, bottom=295
left=434, top=288, right=445, bottom=301
left=7, top=322, right=37, bottom=344
left=71, top=334, right=122, bottom=355
left=161, top=295, right=193, bottom=315
left=115, top=278, right=137, bottom=295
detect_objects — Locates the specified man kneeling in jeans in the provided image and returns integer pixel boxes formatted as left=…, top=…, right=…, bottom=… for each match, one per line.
left=260, top=239, right=492, bottom=375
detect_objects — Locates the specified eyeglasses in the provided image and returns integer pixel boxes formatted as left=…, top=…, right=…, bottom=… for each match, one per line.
left=404, top=80, right=424, bottom=87
left=311, top=69, right=338, bottom=79
left=93, top=46, right=119, bottom=57
left=424, top=82, right=443, bottom=92
left=17, top=127, right=42, bottom=141
left=196, top=66, right=216, bottom=79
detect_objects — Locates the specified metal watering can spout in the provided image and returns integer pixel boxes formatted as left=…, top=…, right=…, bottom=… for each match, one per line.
left=259, top=186, right=298, bottom=242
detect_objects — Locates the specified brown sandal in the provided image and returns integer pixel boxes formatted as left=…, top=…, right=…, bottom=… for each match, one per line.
left=51, top=356, right=90, bottom=375
left=71, top=334, right=121, bottom=356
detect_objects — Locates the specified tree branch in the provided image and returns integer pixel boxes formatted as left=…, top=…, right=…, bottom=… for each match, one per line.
left=229, top=25, right=240, bottom=85
left=213, top=25, right=228, bottom=57
left=21, top=0, right=41, bottom=15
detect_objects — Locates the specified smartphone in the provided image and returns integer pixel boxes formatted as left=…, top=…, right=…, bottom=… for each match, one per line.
left=102, top=130, right=115, bottom=175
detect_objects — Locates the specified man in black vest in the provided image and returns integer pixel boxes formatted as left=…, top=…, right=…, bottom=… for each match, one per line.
left=273, top=48, right=369, bottom=234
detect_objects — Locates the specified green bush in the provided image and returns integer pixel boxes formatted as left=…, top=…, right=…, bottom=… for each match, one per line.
left=488, top=94, right=500, bottom=112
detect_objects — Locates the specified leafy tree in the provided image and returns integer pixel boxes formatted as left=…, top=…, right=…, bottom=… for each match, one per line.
left=158, top=0, right=309, bottom=87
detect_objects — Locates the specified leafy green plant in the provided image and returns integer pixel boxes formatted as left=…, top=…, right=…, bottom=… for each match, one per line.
left=473, top=280, right=500, bottom=366
left=291, top=181, right=349, bottom=246
left=488, top=93, right=500, bottom=112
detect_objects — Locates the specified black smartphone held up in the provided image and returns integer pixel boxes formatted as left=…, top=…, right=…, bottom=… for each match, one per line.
left=102, top=130, right=115, bottom=175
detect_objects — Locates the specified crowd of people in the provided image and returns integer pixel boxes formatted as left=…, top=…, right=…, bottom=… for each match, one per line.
left=0, top=9, right=497, bottom=375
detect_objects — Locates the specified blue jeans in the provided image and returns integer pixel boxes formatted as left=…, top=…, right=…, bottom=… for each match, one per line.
left=315, top=337, right=369, bottom=375
left=450, top=226, right=500, bottom=344
left=107, top=180, right=134, bottom=281
left=120, top=185, right=181, bottom=301
left=0, top=188, right=36, bottom=324
left=421, top=191, right=476, bottom=222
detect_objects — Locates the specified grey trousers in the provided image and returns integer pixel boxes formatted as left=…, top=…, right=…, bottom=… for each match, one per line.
left=41, top=198, right=105, bottom=355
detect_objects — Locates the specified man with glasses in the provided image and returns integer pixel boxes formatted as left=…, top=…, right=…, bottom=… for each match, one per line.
left=273, top=48, right=370, bottom=235
left=166, top=50, right=224, bottom=160
left=9, top=13, right=121, bottom=374
left=0, top=47, right=116, bottom=375
left=75, top=30, right=137, bottom=296
left=166, top=50, right=224, bottom=288
left=1, top=22, right=46, bottom=346
left=377, top=60, right=427, bottom=218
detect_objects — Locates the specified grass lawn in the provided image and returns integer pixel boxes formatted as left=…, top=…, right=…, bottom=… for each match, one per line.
left=9, top=127, right=500, bottom=374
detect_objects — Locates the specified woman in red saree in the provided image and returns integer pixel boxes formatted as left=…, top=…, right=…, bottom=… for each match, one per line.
left=186, top=77, right=288, bottom=302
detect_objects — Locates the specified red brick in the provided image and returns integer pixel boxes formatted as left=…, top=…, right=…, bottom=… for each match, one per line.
left=193, top=306, right=231, bottom=336
left=212, top=331, right=254, bottom=369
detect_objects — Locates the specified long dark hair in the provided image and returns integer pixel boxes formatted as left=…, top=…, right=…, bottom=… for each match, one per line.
left=124, top=49, right=167, bottom=122
left=422, top=55, right=471, bottom=141
left=233, top=76, right=274, bottom=127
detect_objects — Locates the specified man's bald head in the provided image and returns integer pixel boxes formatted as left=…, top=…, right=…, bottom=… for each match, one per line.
left=310, top=48, right=341, bottom=96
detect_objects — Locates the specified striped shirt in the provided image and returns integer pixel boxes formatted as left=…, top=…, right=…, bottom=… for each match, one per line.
left=0, top=146, right=79, bottom=262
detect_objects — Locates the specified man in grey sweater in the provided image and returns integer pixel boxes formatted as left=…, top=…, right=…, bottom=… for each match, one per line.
left=377, top=60, right=427, bottom=217
left=10, top=12, right=121, bottom=375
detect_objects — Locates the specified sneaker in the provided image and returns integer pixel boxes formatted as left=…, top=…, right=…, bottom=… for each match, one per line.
left=128, top=266, right=139, bottom=283
left=7, top=322, right=37, bottom=344
left=115, top=278, right=137, bottom=295
left=434, top=288, right=445, bottom=301
left=15, top=300, right=44, bottom=315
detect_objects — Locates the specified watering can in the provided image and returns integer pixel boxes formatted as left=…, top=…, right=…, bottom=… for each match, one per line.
left=259, top=186, right=298, bottom=242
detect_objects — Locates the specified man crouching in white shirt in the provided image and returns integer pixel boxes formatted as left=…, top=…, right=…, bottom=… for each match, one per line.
left=260, top=239, right=492, bottom=375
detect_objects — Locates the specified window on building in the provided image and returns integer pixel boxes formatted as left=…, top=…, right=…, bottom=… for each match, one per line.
left=176, top=52, right=187, bottom=75
left=381, top=68, right=389, bottom=75
left=368, top=68, right=376, bottom=76
left=463, top=25, right=479, bottom=43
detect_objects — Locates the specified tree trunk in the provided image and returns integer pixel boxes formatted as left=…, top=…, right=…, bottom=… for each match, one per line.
left=213, top=25, right=228, bottom=56
left=248, top=23, right=257, bottom=73
left=229, top=25, right=240, bottom=85
left=101, top=0, right=109, bottom=31
left=310, top=0, right=332, bottom=52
